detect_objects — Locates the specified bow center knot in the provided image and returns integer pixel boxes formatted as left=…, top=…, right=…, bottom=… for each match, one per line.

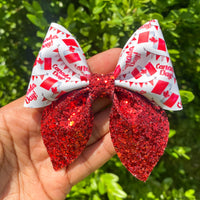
left=89, top=73, right=115, bottom=101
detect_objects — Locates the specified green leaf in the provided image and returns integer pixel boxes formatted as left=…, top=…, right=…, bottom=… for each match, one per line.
left=167, top=146, right=192, bottom=160
left=36, top=30, right=46, bottom=39
left=79, top=0, right=91, bottom=9
left=0, top=64, right=7, bottom=77
left=23, top=1, right=35, bottom=13
left=80, top=27, right=91, bottom=37
left=93, top=3, right=106, bottom=15
left=110, top=35, right=119, bottom=48
left=168, top=129, right=176, bottom=138
left=93, top=193, right=101, bottom=200
left=103, top=33, right=110, bottom=50
left=26, top=14, right=39, bottom=26
left=162, top=177, right=173, bottom=190
left=101, top=173, right=119, bottom=183
left=139, top=0, right=151, bottom=3
left=166, top=148, right=179, bottom=159
left=90, top=178, right=97, bottom=190
left=82, top=44, right=92, bottom=53
left=26, top=14, right=47, bottom=30
left=122, top=0, right=129, bottom=7
left=170, top=31, right=180, bottom=38
left=108, top=182, right=127, bottom=198
left=107, top=18, right=122, bottom=27
left=67, top=3, right=75, bottom=18
left=162, top=21, right=176, bottom=30
left=122, top=16, right=134, bottom=26
left=151, top=0, right=157, bottom=4
left=98, top=180, right=106, bottom=195
left=171, top=152, right=179, bottom=159
left=149, top=13, right=164, bottom=21
left=179, top=90, right=195, bottom=104
left=32, top=1, right=43, bottom=13
left=147, top=191, right=156, bottom=199
left=184, top=189, right=196, bottom=199
left=175, top=146, right=191, bottom=160
left=111, top=187, right=127, bottom=198
left=168, top=49, right=180, bottom=55
left=109, top=4, right=118, bottom=12
left=107, top=192, right=116, bottom=200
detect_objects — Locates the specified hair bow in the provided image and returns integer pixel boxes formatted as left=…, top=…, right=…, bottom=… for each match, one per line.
left=25, top=19, right=182, bottom=181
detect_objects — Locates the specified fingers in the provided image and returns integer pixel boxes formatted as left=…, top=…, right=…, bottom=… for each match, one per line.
left=86, top=48, right=122, bottom=144
left=88, top=48, right=122, bottom=114
left=88, top=48, right=122, bottom=74
left=65, top=49, right=123, bottom=189
left=66, top=131, right=115, bottom=190
left=87, top=107, right=110, bottom=146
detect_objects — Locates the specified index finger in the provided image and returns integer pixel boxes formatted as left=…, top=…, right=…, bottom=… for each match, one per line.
left=88, top=48, right=122, bottom=74
left=87, top=48, right=122, bottom=114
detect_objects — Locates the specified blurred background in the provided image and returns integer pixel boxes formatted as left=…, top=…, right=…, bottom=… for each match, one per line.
left=0, top=0, right=200, bottom=199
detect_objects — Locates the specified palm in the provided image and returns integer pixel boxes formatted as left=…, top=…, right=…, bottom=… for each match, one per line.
left=0, top=97, right=71, bottom=199
left=0, top=49, right=121, bottom=200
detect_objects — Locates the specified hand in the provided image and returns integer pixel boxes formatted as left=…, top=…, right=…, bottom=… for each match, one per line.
left=0, top=48, right=122, bottom=200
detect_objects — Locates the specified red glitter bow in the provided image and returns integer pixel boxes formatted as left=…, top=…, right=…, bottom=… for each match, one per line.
left=25, top=20, right=182, bottom=181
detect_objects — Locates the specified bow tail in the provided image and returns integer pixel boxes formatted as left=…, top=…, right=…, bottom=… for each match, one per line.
left=41, top=88, right=93, bottom=170
left=110, top=87, right=169, bottom=181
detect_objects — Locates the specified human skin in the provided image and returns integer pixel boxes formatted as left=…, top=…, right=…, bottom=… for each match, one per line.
left=0, top=48, right=122, bottom=200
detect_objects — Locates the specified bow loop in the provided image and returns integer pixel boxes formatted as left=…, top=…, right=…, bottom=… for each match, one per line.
left=114, top=19, right=182, bottom=110
left=114, top=20, right=170, bottom=78
left=24, top=23, right=91, bottom=108
left=55, top=23, right=90, bottom=77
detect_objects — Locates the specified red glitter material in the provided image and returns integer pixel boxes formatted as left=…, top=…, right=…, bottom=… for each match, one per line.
left=41, top=73, right=169, bottom=182
left=41, top=73, right=115, bottom=170
left=110, top=87, right=169, bottom=181
left=41, top=88, right=93, bottom=170
left=89, top=73, right=115, bottom=101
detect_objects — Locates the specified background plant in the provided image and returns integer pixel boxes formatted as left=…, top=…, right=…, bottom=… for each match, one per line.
left=0, top=0, right=199, bottom=199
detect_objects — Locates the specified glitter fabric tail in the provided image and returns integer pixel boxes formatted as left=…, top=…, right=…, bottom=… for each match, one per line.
left=41, top=88, right=93, bottom=170
left=110, top=87, right=169, bottom=181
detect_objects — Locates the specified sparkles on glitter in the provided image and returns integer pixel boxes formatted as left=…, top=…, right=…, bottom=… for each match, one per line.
left=41, top=73, right=169, bottom=181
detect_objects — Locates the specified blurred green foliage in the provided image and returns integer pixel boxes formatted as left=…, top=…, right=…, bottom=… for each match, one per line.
left=0, top=0, right=200, bottom=199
